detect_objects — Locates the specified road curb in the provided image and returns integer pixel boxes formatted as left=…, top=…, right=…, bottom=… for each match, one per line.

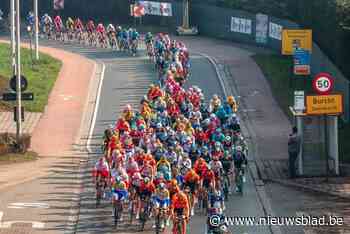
left=199, top=52, right=282, bottom=234
left=64, top=61, right=104, bottom=234
left=271, top=178, right=350, bottom=200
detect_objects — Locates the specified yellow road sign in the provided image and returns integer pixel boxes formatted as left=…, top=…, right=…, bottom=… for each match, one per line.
left=282, top=29, right=312, bottom=55
left=306, top=94, right=343, bottom=115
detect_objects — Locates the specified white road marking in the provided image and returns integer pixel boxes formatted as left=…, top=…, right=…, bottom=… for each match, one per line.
left=87, top=62, right=106, bottom=153
left=0, top=211, right=45, bottom=229
left=59, top=94, right=74, bottom=101
left=7, top=202, right=50, bottom=209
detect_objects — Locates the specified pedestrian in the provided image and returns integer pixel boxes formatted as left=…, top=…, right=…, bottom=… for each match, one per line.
left=288, top=126, right=300, bottom=178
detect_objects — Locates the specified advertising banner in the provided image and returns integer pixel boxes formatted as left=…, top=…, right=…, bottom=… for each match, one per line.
left=139, top=1, right=172, bottom=16
left=269, top=22, right=283, bottom=40
left=53, top=0, right=64, bottom=10
left=230, top=17, right=252, bottom=34
left=255, top=13, right=268, bottom=44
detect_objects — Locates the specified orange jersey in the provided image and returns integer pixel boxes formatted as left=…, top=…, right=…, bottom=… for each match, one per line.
left=171, top=192, right=189, bottom=210
left=193, top=161, right=208, bottom=178
left=184, top=169, right=200, bottom=184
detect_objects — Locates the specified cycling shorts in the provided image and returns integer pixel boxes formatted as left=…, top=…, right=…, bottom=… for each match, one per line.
left=184, top=181, right=197, bottom=194
left=174, top=208, right=184, bottom=216
left=113, top=189, right=128, bottom=201
left=138, top=189, right=152, bottom=200
left=153, top=197, right=170, bottom=208
left=203, top=179, right=211, bottom=189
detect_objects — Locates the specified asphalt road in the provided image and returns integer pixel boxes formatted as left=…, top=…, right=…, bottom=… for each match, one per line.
left=1, top=37, right=344, bottom=234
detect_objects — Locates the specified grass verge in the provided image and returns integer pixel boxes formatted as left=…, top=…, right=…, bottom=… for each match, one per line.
left=252, top=54, right=350, bottom=163
left=0, top=151, right=38, bottom=165
left=0, top=43, right=62, bottom=112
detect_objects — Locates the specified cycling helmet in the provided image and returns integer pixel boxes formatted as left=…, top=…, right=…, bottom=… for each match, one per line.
left=159, top=182, right=166, bottom=189
left=225, top=136, right=231, bottom=142
left=144, top=177, right=150, bottom=183
left=115, top=176, right=121, bottom=182
left=156, top=172, right=163, bottom=179
left=236, top=146, right=243, bottom=152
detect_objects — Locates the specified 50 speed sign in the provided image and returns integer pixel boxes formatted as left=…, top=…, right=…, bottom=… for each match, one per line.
left=312, top=72, right=334, bottom=95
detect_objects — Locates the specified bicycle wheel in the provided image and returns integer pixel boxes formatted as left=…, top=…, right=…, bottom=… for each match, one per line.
left=155, top=213, right=161, bottom=234
left=177, top=219, right=183, bottom=234
left=223, top=177, right=229, bottom=200
left=96, top=189, right=101, bottom=207
left=114, top=203, right=118, bottom=227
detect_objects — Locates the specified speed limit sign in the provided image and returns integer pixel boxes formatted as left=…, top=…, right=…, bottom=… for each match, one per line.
left=312, top=72, right=334, bottom=95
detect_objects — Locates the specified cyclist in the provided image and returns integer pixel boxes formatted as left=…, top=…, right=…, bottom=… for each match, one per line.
left=65, top=17, right=74, bottom=40
left=138, top=177, right=156, bottom=219
left=183, top=167, right=200, bottom=216
left=227, top=95, right=238, bottom=113
left=233, top=146, right=247, bottom=192
left=221, top=151, right=234, bottom=195
left=152, top=182, right=171, bottom=228
left=171, top=186, right=190, bottom=234
left=53, top=15, right=63, bottom=35
left=74, top=17, right=84, bottom=41
left=208, top=188, right=225, bottom=212
left=26, top=11, right=35, bottom=30
left=130, top=28, right=139, bottom=56
left=86, top=19, right=95, bottom=45
left=111, top=176, right=128, bottom=221
left=202, top=165, right=216, bottom=190
left=96, top=23, right=107, bottom=47
left=157, top=157, right=172, bottom=181
left=41, top=14, right=52, bottom=36
left=106, top=23, right=117, bottom=48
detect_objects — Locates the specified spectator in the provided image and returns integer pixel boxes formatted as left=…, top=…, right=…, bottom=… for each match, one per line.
left=288, top=126, right=300, bottom=178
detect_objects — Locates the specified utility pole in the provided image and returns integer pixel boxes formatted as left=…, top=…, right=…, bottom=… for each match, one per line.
left=15, top=0, right=22, bottom=143
left=10, top=0, right=16, bottom=75
left=34, top=0, right=39, bottom=60
left=183, top=0, right=189, bottom=29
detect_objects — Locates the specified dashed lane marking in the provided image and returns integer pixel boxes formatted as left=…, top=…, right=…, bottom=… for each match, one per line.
left=7, top=202, right=50, bottom=209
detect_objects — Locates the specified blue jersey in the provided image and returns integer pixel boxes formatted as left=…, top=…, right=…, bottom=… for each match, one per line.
left=209, top=193, right=223, bottom=207
left=131, top=31, right=139, bottom=40
left=27, top=14, right=35, bottom=26
left=122, top=31, right=128, bottom=39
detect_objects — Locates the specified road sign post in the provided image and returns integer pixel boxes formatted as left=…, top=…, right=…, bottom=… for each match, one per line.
left=312, top=72, right=334, bottom=95
left=293, top=49, right=311, bottom=75
left=294, top=90, right=305, bottom=113
left=15, top=0, right=22, bottom=144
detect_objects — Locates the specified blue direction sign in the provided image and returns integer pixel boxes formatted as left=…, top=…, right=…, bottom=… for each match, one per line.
left=293, top=49, right=311, bottom=75
left=2, top=92, right=34, bottom=101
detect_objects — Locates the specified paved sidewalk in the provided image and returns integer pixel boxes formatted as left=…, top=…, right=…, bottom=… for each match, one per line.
left=0, top=112, right=41, bottom=134
left=0, top=41, right=97, bottom=191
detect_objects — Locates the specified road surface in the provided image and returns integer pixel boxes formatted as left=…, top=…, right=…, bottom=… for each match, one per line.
left=0, top=37, right=341, bottom=234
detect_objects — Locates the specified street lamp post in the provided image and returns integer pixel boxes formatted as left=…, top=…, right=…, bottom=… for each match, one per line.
left=15, top=0, right=22, bottom=143
left=10, top=0, right=16, bottom=75
left=34, top=0, right=39, bottom=60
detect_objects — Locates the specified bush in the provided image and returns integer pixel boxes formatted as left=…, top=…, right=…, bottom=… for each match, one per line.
left=0, top=133, right=31, bottom=154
